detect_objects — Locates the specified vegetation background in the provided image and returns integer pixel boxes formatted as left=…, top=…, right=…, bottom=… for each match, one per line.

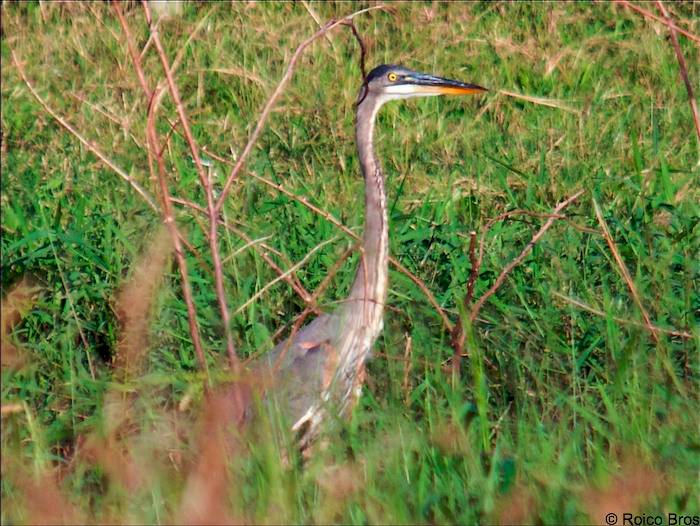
left=1, top=1, right=698, bottom=524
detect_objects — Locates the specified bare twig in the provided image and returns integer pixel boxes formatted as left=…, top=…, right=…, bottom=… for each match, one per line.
left=113, top=2, right=152, bottom=97
left=272, top=244, right=357, bottom=374
left=474, top=210, right=572, bottom=290
left=147, top=96, right=211, bottom=380
left=232, top=236, right=338, bottom=317
left=9, top=49, right=158, bottom=212
left=143, top=0, right=239, bottom=371
left=392, top=259, right=454, bottom=330
left=203, top=147, right=455, bottom=331
left=465, top=231, right=479, bottom=308
left=343, top=19, right=370, bottom=105
left=614, top=0, right=700, bottom=44
left=592, top=198, right=659, bottom=343
left=470, top=190, right=585, bottom=322
left=552, top=292, right=692, bottom=339
left=221, top=225, right=316, bottom=311
left=656, top=1, right=700, bottom=143
left=215, top=5, right=386, bottom=212
left=169, top=195, right=316, bottom=308
left=450, top=206, right=584, bottom=365
left=450, top=231, right=478, bottom=378
left=114, top=2, right=210, bottom=380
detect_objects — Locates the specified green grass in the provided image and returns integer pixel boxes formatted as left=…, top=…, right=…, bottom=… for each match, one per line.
left=2, top=2, right=699, bottom=524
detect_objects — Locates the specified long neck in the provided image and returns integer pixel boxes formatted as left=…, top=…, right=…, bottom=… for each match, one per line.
left=347, top=96, right=389, bottom=314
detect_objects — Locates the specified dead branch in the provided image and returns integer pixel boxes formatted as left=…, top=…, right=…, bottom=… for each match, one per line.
left=552, top=292, right=692, bottom=339
left=450, top=231, right=478, bottom=378
left=203, top=148, right=455, bottom=331
left=592, top=197, right=659, bottom=343
left=449, top=205, right=586, bottom=368
left=168, top=195, right=316, bottom=309
left=215, top=5, right=386, bottom=212
left=271, top=243, right=357, bottom=374
left=469, top=190, right=585, bottom=322
left=232, top=236, right=339, bottom=317
left=9, top=49, right=158, bottom=212
left=656, top=1, right=700, bottom=143
left=142, top=0, right=239, bottom=370
left=114, top=2, right=210, bottom=381
left=614, top=0, right=700, bottom=44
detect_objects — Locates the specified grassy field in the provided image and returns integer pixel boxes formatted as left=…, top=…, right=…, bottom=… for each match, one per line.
left=2, top=2, right=699, bottom=524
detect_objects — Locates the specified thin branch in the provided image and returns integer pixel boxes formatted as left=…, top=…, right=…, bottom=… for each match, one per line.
left=465, top=231, right=479, bottom=307
left=552, top=292, right=692, bottom=339
left=114, top=2, right=210, bottom=380
left=656, top=1, right=700, bottom=143
left=470, top=190, right=585, bottom=322
left=226, top=225, right=317, bottom=313
left=451, top=207, right=584, bottom=363
left=203, top=148, right=455, bottom=331
left=592, top=197, right=659, bottom=343
left=215, top=5, right=386, bottom=212
left=142, top=0, right=239, bottom=371
left=392, top=258, right=454, bottom=331
left=474, top=210, right=576, bottom=289
left=271, top=243, right=357, bottom=374
left=147, top=97, right=211, bottom=381
left=450, top=231, right=478, bottom=378
left=343, top=19, right=369, bottom=105
left=113, top=2, right=152, bottom=97
left=232, top=236, right=338, bottom=317
left=614, top=0, right=700, bottom=44
left=9, top=49, right=158, bottom=212
left=169, top=196, right=316, bottom=308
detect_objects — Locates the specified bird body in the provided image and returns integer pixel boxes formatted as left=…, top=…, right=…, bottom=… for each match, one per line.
left=261, top=65, right=486, bottom=446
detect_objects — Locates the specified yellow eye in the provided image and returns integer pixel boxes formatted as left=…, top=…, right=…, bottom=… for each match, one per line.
left=388, top=72, right=398, bottom=82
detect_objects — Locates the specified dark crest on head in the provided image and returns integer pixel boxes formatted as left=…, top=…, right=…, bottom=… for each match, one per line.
left=357, top=64, right=403, bottom=106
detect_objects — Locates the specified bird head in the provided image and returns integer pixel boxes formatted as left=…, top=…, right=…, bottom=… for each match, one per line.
left=357, top=64, right=487, bottom=106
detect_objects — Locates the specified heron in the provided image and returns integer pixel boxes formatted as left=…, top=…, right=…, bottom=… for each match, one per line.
left=260, top=64, right=486, bottom=448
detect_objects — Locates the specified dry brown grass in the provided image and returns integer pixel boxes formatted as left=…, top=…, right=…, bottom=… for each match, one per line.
left=3, top=462, right=83, bottom=526
left=315, top=460, right=366, bottom=523
left=430, top=421, right=471, bottom=456
left=112, top=226, right=172, bottom=378
left=177, top=383, right=252, bottom=525
left=1, top=277, right=40, bottom=371
left=490, top=484, right=539, bottom=525
left=581, top=460, right=667, bottom=525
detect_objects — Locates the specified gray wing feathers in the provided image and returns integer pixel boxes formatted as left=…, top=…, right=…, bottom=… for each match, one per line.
left=260, top=313, right=340, bottom=425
